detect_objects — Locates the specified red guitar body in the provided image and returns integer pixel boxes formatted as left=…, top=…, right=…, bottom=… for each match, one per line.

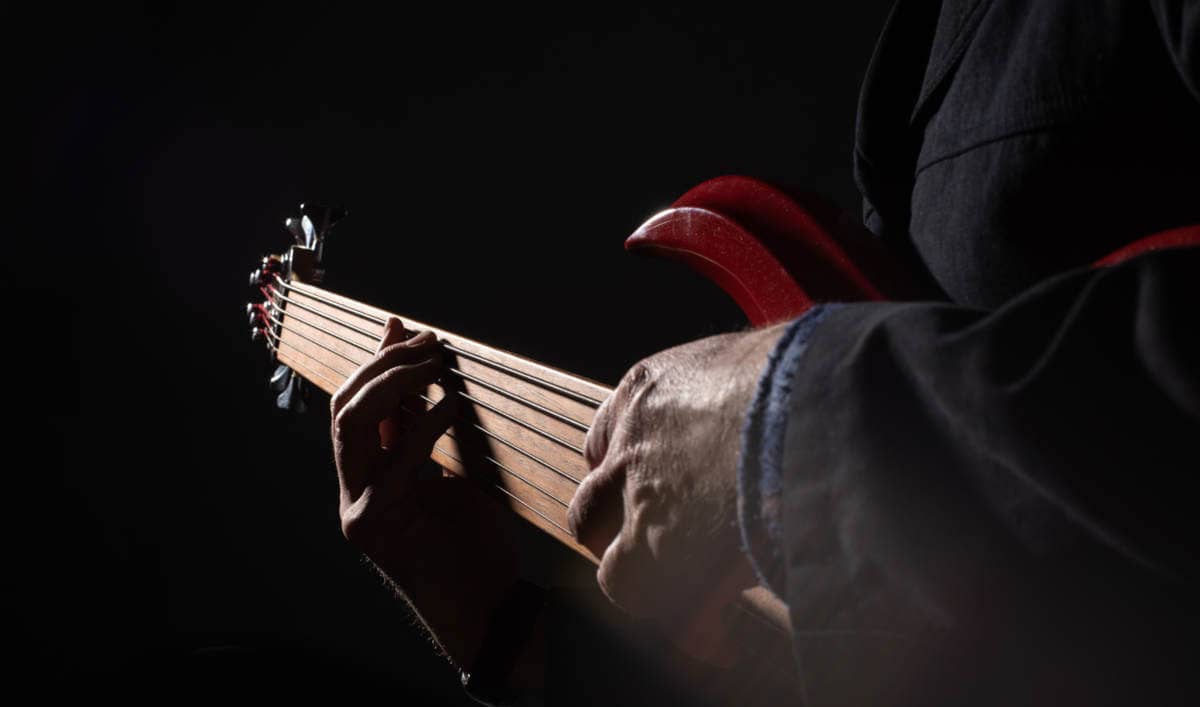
left=629, top=175, right=1200, bottom=324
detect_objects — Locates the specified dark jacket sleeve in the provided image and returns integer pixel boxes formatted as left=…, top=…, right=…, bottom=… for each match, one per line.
left=741, top=245, right=1200, bottom=706
left=1151, top=0, right=1200, bottom=101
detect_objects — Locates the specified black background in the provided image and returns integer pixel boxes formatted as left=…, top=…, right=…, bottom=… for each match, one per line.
left=19, top=3, right=893, bottom=700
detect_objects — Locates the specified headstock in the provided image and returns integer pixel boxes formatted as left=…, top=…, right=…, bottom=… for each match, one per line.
left=246, top=202, right=348, bottom=412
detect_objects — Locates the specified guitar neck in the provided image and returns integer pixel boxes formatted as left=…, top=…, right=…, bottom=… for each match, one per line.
left=267, top=277, right=795, bottom=662
left=270, top=279, right=609, bottom=560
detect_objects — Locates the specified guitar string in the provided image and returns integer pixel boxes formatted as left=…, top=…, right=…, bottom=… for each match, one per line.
left=270, top=277, right=606, bottom=408
left=259, top=279, right=804, bottom=666
left=274, top=324, right=794, bottom=668
left=263, top=284, right=593, bottom=428
left=262, top=309, right=586, bottom=478
left=265, top=326, right=581, bottom=514
left=264, top=287, right=591, bottom=433
left=428, top=426, right=572, bottom=509
left=263, top=317, right=584, bottom=487
left=390, top=408, right=576, bottom=531
left=265, top=340, right=578, bottom=539
left=262, top=301, right=586, bottom=456
left=427, top=438, right=576, bottom=536
left=270, top=278, right=606, bottom=407
left=258, top=283, right=799, bottom=653
left=255, top=276, right=600, bottom=532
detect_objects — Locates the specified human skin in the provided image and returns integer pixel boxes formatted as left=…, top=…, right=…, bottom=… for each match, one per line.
left=331, top=320, right=520, bottom=670
left=332, top=316, right=787, bottom=674
left=568, top=322, right=788, bottom=640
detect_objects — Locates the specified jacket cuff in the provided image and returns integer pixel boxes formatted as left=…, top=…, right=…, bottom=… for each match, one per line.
left=737, top=305, right=840, bottom=597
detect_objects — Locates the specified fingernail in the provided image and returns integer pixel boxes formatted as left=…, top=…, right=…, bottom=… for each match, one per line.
left=404, top=329, right=434, bottom=346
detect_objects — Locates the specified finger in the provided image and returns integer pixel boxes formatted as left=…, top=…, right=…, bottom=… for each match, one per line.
left=334, top=359, right=443, bottom=496
left=334, top=320, right=435, bottom=415
left=369, top=318, right=412, bottom=452
left=330, top=320, right=438, bottom=419
left=387, top=393, right=460, bottom=482
left=337, top=358, right=444, bottom=434
left=583, top=393, right=615, bottom=469
left=567, top=454, right=627, bottom=557
left=380, top=316, right=411, bottom=348
left=346, top=394, right=460, bottom=530
left=584, top=361, right=651, bottom=469
left=595, top=527, right=652, bottom=617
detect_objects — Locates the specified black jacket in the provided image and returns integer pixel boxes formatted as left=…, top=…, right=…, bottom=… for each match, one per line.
left=762, top=1, right=1199, bottom=704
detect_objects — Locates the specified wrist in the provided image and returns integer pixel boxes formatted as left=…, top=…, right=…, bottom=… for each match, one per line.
left=366, top=536, right=519, bottom=669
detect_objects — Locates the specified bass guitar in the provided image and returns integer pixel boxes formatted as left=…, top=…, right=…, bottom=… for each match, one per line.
left=244, top=174, right=1198, bottom=703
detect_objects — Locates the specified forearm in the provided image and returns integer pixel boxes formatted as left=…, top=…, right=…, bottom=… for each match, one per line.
left=372, top=555, right=514, bottom=670
left=364, top=493, right=520, bottom=671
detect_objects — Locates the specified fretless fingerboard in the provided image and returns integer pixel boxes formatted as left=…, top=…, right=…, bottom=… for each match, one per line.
left=267, top=278, right=608, bottom=560
left=263, top=276, right=799, bottom=702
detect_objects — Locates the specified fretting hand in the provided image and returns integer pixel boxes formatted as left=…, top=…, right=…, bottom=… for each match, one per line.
left=331, top=317, right=521, bottom=668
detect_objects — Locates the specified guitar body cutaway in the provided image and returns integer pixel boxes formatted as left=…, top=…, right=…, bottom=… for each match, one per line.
left=625, top=175, right=916, bottom=325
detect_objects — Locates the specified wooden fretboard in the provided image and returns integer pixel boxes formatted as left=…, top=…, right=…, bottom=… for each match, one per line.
left=267, top=276, right=799, bottom=702
left=271, top=279, right=608, bottom=560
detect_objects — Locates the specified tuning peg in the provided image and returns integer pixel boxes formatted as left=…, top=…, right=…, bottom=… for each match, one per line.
left=295, top=203, right=348, bottom=261
left=246, top=302, right=268, bottom=321
left=261, top=255, right=283, bottom=274
left=300, top=203, right=348, bottom=240
left=269, top=364, right=292, bottom=392
left=284, top=216, right=306, bottom=246
left=300, top=214, right=316, bottom=248
left=276, top=372, right=308, bottom=413
left=251, top=326, right=265, bottom=343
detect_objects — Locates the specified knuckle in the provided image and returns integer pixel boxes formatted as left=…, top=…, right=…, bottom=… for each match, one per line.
left=566, top=506, right=582, bottom=541
left=339, top=508, right=365, bottom=544
left=625, top=360, right=653, bottom=391
left=596, top=559, right=619, bottom=605
left=381, top=360, right=429, bottom=387
left=332, top=404, right=357, bottom=433
left=569, top=457, right=629, bottom=556
left=339, top=494, right=376, bottom=545
left=377, top=342, right=410, bottom=360
left=597, top=539, right=644, bottom=615
left=566, top=477, right=594, bottom=538
left=621, top=362, right=658, bottom=416
left=583, top=409, right=609, bottom=468
left=585, top=361, right=654, bottom=468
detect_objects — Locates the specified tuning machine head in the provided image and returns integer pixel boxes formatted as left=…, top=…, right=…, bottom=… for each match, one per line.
left=246, top=256, right=282, bottom=347
left=245, top=202, right=348, bottom=414
left=248, top=255, right=283, bottom=290
left=293, top=202, right=347, bottom=262
left=274, top=203, right=348, bottom=286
